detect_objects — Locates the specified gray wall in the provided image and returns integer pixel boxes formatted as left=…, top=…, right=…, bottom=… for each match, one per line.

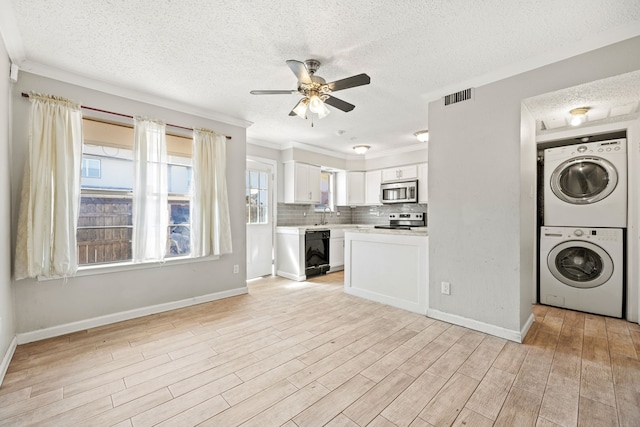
left=428, top=36, right=640, bottom=337
left=0, top=37, right=16, bottom=370
left=10, top=72, right=247, bottom=335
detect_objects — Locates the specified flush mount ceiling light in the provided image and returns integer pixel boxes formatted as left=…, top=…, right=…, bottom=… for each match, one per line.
left=569, top=107, right=590, bottom=126
left=414, top=130, right=429, bottom=142
left=353, top=145, right=370, bottom=155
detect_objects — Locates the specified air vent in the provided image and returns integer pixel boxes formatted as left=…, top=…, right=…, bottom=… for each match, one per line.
left=443, top=88, right=474, bottom=106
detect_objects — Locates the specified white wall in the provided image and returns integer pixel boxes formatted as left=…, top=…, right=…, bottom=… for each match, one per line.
left=10, top=72, right=247, bottom=338
left=428, top=36, right=640, bottom=340
left=0, top=35, right=16, bottom=376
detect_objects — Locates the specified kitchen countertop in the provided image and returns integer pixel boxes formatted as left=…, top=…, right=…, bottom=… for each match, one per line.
left=346, top=227, right=428, bottom=236
left=276, top=224, right=428, bottom=236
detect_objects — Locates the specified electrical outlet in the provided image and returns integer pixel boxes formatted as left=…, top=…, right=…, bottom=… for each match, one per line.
left=233, top=265, right=239, bottom=274
left=441, top=281, right=451, bottom=295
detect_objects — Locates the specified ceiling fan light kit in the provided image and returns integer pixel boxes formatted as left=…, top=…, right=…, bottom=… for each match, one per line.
left=250, top=59, right=371, bottom=123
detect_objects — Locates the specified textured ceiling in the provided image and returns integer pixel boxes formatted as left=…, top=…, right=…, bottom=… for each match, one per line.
left=3, top=1, right=640, bottom=155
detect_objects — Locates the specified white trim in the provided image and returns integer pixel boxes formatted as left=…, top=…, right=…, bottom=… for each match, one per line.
left=247, top=139, right=282, bottom=151
left=427, top=309, right=534, bottom=343
left=276, top=270, right=306, bottom=282
left=17, top=60, right=253, bottom=129
left=0, top=1, right=26, bottom=63
left=16, top=287, right=248, bottom=344
left=36, top=254, right=221, bottom=281
left=345, top=288, right=427, bottom=316
left=362, top=143, right=428, bottom=160
left=0, top=337, right=17, bottom=386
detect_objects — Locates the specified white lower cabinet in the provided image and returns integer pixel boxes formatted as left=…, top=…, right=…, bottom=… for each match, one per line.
left=329, top=229, right=345, bottom=271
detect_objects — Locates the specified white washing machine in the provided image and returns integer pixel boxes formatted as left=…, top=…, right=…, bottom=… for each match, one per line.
left=544, top=138, right=627, bottom=227
left=539, top=226, right=623, bottom=318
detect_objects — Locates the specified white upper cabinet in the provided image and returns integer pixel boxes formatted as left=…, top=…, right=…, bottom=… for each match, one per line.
left=418, top=163, right=428, bottom=203
left=284, top=161, right=321, bottom=204
left=336, top=171, right=366, bottom=206
left=381, top=165, right=418, bottom=182
left=365, top=170, right=382, bottom=205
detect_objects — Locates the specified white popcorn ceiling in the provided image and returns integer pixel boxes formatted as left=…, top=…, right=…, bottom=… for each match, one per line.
left=5, top=0, right=640, bottom=153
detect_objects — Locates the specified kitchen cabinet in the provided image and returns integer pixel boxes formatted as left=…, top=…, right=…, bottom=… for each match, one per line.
left=336, top=171, right=365, bottom=206
left=381, top=165, right=417, bottom=182
left=418, top=163, right=428, bottom=203
left=365, top=170, right=382, bottom=205
left=329, top=228, right=345, bottom=272
left=283, top=161, right=321, bottom=204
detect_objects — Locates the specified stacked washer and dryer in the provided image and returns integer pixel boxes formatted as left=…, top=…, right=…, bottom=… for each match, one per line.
left=540, top=138, right=627, bottom=318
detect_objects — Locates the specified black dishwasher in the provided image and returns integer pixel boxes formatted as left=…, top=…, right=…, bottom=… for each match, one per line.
left=305, top=229, right=330, bottom=277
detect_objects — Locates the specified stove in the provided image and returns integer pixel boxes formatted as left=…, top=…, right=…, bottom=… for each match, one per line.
left=374, top=212, right=425, bottom=230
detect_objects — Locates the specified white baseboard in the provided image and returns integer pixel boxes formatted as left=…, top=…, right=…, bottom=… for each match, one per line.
left=345, top=288, right=427, bottom=316
left=16, top=287, right=248, bottom=345
left=276, top=270, right=306, bottom=282
left=427, top=309, right=533, bottom=343
left=1, top=336, right=17, bottom=386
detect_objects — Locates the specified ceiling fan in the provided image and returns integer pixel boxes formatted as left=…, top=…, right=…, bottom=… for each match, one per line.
left=250, top=59, right=371, bottom=120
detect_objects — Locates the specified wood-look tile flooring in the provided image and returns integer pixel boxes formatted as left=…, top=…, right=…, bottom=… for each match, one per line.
left=1, top=272, right=639, bottom=426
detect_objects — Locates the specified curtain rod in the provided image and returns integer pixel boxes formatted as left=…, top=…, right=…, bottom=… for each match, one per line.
left=20, top=92, right=232, bottom=140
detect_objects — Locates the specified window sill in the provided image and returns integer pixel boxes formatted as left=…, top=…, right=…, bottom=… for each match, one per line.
left=36, top=254, right=221, bottom=281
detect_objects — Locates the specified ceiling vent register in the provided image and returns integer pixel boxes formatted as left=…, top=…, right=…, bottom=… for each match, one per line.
left=444, top=88, right=474, bottom=106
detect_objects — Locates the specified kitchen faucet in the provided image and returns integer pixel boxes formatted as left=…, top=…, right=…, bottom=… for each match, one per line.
left=321, top=207, right=331, bottom=225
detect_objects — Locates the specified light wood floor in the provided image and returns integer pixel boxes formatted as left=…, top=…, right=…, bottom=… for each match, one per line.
left=1, top=272, right=639, bottom=426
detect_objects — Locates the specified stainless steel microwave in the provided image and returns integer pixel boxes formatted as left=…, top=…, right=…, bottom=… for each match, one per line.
left=380, top=180, right=418, bottom=204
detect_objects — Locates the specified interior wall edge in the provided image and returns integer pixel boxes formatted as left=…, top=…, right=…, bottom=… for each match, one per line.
left=0, top=336, right=17, bottom=386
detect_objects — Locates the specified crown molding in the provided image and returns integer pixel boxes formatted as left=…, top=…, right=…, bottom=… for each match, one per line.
left=281, top=141, right=350, bottom=159
left=0, top=1, right=26, bottom=62
left=247, top=138, right=282, bottom=151
left=363, top=142, right=427, bottom=159
left=17, top=59, right=253, bottom=129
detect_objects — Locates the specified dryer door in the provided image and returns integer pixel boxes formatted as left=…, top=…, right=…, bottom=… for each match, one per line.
left=550, top=156, right=618, bottom=205
left=547, top=241, right=613, bottom=288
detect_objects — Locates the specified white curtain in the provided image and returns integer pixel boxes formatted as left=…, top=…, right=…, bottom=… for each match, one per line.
left=191, top=128, right=232, bottom=257
left=15, top=93, right=83, bottom=280
left=132, top=117, right=168, bottom=262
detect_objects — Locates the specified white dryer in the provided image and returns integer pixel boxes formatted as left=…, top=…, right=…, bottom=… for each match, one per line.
left=544, top=138, right=627, bottom=227
left=539, top=226, right=623, bottom=318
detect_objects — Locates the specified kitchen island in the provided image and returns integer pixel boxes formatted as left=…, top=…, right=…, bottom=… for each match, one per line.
left=344, top=228, right=429, bottom=314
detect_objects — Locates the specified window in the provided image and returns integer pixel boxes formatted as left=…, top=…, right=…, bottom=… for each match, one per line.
left=315, top=171, right=335, bottom=211
left=81, top=157, right=101, bottom=178
left=246, top=169, right=268, bottom=224
left=167, top=156, right=192, bottom=257
left=77, top=118, right=193, bottom=267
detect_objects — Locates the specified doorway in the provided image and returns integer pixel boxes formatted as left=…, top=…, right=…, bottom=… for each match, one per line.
left=246, top=157, right=276, bottom=279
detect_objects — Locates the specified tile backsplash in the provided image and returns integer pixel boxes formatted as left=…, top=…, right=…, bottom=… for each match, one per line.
left=277, top=203, right=428, bottom=226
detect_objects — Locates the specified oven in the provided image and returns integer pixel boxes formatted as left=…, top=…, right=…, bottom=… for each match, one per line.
left=305, top=229, right=330, bottom=277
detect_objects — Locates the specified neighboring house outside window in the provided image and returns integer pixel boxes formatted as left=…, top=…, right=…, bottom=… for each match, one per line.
left=77, top=118, right=193, bottom=266
left=315, top=171, right=335, bottom=211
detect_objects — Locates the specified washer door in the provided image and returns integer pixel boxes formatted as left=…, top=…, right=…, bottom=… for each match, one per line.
left=547, top=241, right=613, bottom=288
left=550, top=156, right=618, bottom=204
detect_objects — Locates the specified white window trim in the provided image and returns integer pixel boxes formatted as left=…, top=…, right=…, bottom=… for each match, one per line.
left=37, top=254, right=221, bottom=281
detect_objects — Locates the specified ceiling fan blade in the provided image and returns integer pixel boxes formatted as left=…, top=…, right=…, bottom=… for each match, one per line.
left=286, top=60, right=312, bottom=84
left=250, top=90, right=298, bottom=95
left=324, top=95, right=355, bottom=112
left=326, top=73, right=371, bottom=92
